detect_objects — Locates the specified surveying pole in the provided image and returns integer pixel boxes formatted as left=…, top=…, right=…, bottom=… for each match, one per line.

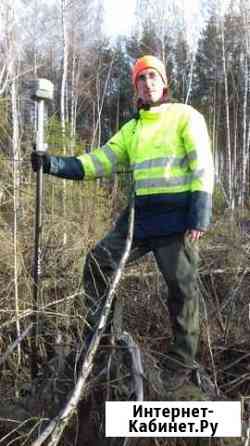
left=30, top=79, right=54, bottom=379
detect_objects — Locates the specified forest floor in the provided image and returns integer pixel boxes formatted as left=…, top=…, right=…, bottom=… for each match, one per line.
left=0, top=208, right=249, bottom=445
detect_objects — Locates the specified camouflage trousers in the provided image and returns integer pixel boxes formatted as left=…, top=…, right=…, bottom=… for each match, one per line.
left=83, top=212, right=200, bottom=367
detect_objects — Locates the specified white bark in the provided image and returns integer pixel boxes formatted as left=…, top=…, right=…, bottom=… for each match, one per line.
left=0, top=1, right=14, bottom=95
left=61, top=0, right=69, bottom=245
left=232, top=101, right=238, bottom=203
left=91, top=58, right=113, bottom=148
left=13, top=98, right=21, bottom=371
left=12, top=74, right=21, bottom=371
left=220, top=18, right=233, bottom=208
left=185, top=55, right=194, bottom=104
left=61, top=1, right=67, bottom=135
left=240, top=0, right=250, bottom=207
left=0, top=324, right=32, bottom=367
left=6, top=1, right=22, bottom=372
left=70, top=51, right=79, bottom=154
left=240, top=52, right=248, bottom=206
left=212, top=85, right=218, bottom=176
left=0, top=63, right=10, bottom=95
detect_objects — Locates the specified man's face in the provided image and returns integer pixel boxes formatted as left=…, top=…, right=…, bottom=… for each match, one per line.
left=136, top=68, right=165, bottom=105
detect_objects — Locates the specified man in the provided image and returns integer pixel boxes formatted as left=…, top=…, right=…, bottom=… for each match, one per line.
left=32, top=55, right=214, bottom=386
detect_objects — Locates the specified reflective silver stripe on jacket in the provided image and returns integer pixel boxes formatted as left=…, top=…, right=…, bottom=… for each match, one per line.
left=135, top=169, right=205, bottom=191
left=132, top=151, right=197, bottom=171
left=102, top=144, right=119, bottom=172
left=89, top=154, right=106, bottom=176
left=186, top=150, right=197, bottom=162
left=89, top=144, right=118, bottom=175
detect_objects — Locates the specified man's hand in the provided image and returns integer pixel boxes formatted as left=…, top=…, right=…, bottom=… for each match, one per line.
left=31, top=151, right=51, bottom=173
left=185, top=229, right=204, bottom=241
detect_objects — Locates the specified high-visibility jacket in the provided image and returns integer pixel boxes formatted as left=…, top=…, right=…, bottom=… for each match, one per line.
left=77, top=103, right=214, bottom=239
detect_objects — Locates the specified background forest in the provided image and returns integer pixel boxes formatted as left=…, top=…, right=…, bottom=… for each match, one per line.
left=0, top=0, right=250, bottom=445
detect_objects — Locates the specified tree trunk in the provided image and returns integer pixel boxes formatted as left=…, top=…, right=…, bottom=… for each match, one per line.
left=185, top=55, right=194, bottom=104
left=8, top=4, right=22, bottom=375
left=221, top=18, right=233, bottom=208
left=61, top=0, right=69, bottom=245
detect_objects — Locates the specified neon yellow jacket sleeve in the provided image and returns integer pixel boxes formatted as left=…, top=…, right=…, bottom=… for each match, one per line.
left=77, top=120, right=135, bottom=178
left=181, top=107, right=214, bottom=194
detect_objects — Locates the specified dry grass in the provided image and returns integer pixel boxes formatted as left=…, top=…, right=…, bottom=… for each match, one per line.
left=0, top=179, right=249, bottom=445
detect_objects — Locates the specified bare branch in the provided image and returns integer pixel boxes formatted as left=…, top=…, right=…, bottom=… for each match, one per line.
left=118, top=331, right=144, bottom=402
left=32, top=189, right=135, bottom=446
left=0, top=323, right=32, bottom=367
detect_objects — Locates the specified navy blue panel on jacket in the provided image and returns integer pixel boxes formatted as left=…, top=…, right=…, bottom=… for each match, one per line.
left=131, top=192, right=212, bottom=240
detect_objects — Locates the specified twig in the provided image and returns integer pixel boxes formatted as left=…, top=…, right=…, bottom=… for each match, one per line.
left=31, top=188, right=135, bottom=446
left=243, top=397, right=250, bottom=446
left=0, top=417, right=48, bottom=445
left=0, top=292, right=84, bottom=330
left=199, top=290, right=220, bottom=395
left=220, top=372, right=250, bottom=392
left=244, top=427, right=250, bottom=446
left=106, top=349, right=113, bottom=401
left=209, top=272, right=225, bottom=332
left=0, top=323, right=32, bottom=367
left=221, top=267, right=248, bottom=313
left=119, top=332, right=144, bottom=446
left=118, top=331, right=144, bottom=401
left=200, top=267, right=250, bottom=275
left=222, top=351, right=250, bottom=372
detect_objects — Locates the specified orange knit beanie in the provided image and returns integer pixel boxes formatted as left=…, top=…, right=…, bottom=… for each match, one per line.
left=132, top=55, right=168, bottom=87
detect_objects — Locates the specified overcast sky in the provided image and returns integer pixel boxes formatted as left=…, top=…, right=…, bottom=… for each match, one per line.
left=102, top=0, right=206, bottom=51
left=103, top=0, right=137, bottom=37
left=103, top=0, right=233, bottom=39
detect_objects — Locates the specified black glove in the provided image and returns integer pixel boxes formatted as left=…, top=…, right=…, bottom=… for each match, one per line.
left=31, top=151, right=51, bottom=173
left=31, top=151, right=85, bottom=180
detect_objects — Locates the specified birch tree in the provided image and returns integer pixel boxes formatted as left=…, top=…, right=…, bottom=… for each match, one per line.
left=238, top=0, right=250, bottom=207
left=2, top=0, right=22, bottom=371
left=60, top=0, right=69, bottom=244
left=220, top=15, right=233, bottom=207
left=11, top=66, right=21, bottom=372
left=60, top=0, right=69, bottom=151
left=0, top=1, right=17, bottom=96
